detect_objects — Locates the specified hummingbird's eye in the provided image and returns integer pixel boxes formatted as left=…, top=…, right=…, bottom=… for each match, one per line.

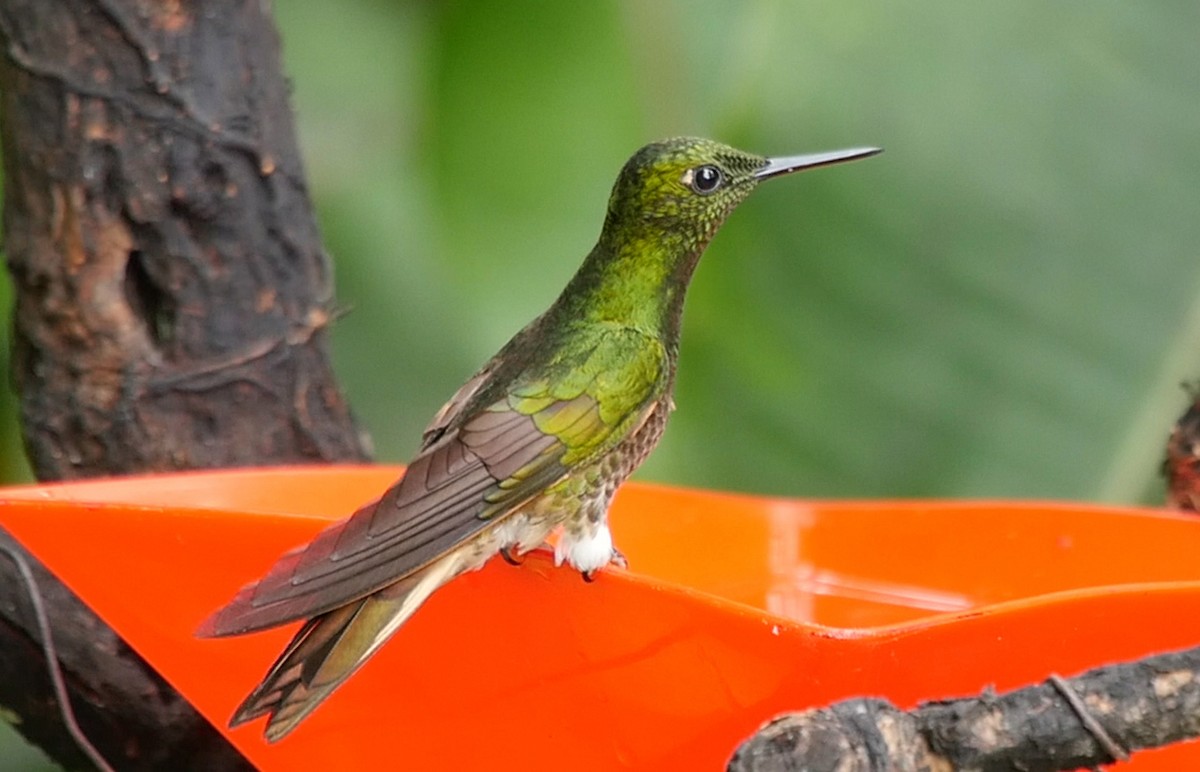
left=688, top=165, right=723, bottom=195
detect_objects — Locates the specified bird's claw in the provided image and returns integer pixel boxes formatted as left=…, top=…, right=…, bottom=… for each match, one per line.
left=580, top=548, right=628, bottom=582
left=499, top=546, right=523, bottom=566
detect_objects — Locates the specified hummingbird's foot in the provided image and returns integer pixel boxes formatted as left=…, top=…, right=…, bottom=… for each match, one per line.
left=580, top=546, right=627, bottom=581
left=556, top=523, right=616, bottom=579
left=499, top=545, right=523, bottom=566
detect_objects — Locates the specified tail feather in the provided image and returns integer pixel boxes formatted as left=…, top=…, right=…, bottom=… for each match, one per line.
left=230, top=552, right=465, bottom=742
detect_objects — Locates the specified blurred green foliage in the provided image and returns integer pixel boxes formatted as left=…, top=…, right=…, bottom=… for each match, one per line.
left=0, top=720, right=56, bottom=772
left=1, top=0, right=1198, bottom=765
left=280, top=0, right=1200, bottom=506
left=4, top=0, right=1200, bottom=503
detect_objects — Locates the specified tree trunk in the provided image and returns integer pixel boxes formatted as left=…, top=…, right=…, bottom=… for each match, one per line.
left=0, top=0, right=371, bottom=767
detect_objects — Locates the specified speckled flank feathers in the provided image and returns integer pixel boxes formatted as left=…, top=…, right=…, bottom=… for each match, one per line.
left=196, top=137, right=880, bottom=740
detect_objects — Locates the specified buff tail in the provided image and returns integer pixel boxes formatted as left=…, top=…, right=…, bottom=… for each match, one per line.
left=229, top=552, right=464, bottom=741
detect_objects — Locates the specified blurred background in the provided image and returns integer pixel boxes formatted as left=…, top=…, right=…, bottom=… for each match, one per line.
left=1, top=0, right=1199, bottom=767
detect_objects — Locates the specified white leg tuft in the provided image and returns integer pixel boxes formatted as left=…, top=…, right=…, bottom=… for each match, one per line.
left=555, top=523, right=614, bottom=573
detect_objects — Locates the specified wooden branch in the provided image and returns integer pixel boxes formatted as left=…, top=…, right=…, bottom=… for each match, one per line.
left=0, top=0, right=371, bottom=767
left=728, top=644, right=1200, bottom=771
left=0, top=531, right=245, bottom=771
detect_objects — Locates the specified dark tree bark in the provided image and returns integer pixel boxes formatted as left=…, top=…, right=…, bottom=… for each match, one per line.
left=0, top=0, right=371, bottom=767
left=728, top=645, right=1200, bottom=772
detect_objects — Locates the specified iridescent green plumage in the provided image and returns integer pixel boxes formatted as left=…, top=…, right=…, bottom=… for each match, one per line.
left=197, top=136, right=880, bottom=741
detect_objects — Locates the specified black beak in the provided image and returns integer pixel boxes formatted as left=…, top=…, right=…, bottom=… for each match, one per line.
left=754, top=147, right=882, bottom=180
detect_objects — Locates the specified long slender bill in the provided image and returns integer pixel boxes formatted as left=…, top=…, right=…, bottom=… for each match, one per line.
left=754, top=147, right=882, bottom=179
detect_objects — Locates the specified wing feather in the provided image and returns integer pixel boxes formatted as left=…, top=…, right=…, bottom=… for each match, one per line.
left=197, top=326, right=667, bottom=638
left=198, top=416, right=562, bottom=635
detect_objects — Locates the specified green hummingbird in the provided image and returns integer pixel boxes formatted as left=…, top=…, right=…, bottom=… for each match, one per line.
left=197, top=137, right=879, bottom=740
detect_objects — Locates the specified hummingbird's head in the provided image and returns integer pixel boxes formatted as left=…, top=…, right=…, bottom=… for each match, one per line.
left=602, top=137, right=880, bottom=254
left=563, top=137, right=879, bottom=335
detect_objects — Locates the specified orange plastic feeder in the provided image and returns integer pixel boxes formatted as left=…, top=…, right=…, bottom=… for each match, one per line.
left=1, top=467, right=1199, bottom=770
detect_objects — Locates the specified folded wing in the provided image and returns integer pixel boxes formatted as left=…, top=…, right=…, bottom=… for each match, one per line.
left=197, top=328, right=665, bottom=637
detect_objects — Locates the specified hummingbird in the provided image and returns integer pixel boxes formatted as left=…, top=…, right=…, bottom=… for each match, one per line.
left=197, top=137, right=880, bottom=740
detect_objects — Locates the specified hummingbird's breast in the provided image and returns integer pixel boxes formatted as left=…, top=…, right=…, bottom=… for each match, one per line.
left=494, top=392, right=674, bottom=555
left=608, top=392, right=673, bottom=483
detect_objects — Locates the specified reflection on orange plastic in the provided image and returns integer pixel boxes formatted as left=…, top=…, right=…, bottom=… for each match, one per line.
left=1, top=467, right=1200, bottom=770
